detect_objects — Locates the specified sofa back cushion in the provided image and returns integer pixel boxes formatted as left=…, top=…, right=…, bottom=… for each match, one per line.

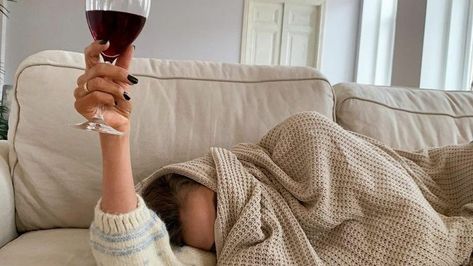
left=9, top=50, right=334, bottom=232
left=334, top=83, right=473, bottom=150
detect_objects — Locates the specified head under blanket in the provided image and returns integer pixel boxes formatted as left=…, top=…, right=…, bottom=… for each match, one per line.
left=137, top=112, right=473, bottom=265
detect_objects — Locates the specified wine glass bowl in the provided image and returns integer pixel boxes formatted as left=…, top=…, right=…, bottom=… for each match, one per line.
left=86, top=0, right=151, bottom=63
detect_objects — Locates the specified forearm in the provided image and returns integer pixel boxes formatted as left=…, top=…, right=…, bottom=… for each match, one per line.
left=99, top=133, right=137, bottom=213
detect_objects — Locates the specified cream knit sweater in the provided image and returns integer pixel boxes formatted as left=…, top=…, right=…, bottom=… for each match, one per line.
left=89, top=195, right=184, bottom=265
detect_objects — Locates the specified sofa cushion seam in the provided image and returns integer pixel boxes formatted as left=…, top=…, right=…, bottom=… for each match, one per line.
left=338, top=97, right=473, bottom=119
left=17, top=63, right=331, bottom=84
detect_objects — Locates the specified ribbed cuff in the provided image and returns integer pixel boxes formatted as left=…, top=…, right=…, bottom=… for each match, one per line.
left=93, top=194, right=153, bottom=235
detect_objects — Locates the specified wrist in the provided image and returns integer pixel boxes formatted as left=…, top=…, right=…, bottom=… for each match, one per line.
left=116, top=123, right=130, bottom=134
left=99, top=124, right=130, bottom=140
left=99, top=130, right=130, bottom=161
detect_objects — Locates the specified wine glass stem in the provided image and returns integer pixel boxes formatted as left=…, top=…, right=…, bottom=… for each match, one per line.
left=94, top=58, right=113, bottom=122
left=94, top=58, right=113, bottom=121
left=94, top=105, right=105, bottom=121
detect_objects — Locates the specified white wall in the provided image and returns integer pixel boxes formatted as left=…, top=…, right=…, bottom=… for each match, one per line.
left=4, top=0, right=360, bottom=85
left=5, top=0, right=88, bottom=84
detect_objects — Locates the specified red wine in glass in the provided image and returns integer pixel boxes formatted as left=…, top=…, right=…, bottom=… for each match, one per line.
left=86, top=10, right=146, bottom=63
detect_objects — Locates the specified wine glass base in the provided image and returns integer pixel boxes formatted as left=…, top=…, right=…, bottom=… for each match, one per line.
left=73, top=118, right=124, bottom=136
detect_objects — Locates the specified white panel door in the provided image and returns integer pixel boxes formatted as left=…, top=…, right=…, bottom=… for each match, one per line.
left=241, top=0, right=325, bottom=68
left=245, top=2, right=284, bottom=65
left=280, top=4, right=320, bottom=67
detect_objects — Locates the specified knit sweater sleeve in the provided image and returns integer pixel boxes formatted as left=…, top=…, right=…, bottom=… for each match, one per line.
left=89, top=194, right=183, bottom=266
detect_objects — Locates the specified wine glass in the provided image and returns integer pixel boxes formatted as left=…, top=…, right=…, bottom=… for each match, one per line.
left=74, top=0, right=151, bottom=135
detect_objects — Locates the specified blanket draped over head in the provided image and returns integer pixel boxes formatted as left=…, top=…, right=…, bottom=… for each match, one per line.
left=137, top=112, right=473, bottom=265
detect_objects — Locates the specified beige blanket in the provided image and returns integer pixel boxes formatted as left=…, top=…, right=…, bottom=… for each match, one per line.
left=141, top=112, right=473, bottom=265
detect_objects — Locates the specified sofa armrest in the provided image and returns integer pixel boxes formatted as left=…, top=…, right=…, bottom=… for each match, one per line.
left=0, top=140, right=17, bottom=248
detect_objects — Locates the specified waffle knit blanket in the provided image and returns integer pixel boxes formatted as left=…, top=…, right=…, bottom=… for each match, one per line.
left=145, top=112, right=473, bottom=265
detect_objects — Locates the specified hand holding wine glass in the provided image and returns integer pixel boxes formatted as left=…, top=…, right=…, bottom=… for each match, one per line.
left=74, top=0, right=150, bottom=135
left=74, top=41, right=136, bottom=133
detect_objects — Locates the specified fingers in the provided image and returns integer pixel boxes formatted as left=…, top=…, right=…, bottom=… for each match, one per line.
left=115, top=97, right=132, bottom=116
left=84, top=40, right=110, bottom=70
left=74, top=91, right=132, bottom=120
left=76, top=63, right=137, bottom=88
left=116, top=45, right=134, bottom=70
left=74, top=77, right=127, bottom=101
left=74, top=91, right=116, bottom=116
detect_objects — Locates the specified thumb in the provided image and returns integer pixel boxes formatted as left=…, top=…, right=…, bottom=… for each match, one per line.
left=115, top=45, right=134, bottom=70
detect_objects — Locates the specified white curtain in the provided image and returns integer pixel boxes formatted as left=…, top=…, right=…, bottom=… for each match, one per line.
left=356, top=0, right=398, bottom=86
left=421, top=0, right=473, bottom=90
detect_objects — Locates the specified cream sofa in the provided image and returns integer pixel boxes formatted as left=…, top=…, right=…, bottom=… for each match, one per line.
left=0, top=50, right=473, bottom=265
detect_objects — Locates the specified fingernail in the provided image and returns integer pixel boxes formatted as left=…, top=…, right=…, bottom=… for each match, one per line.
left=123, top=92, right=131, bottom=101
left=127, top=75, right=138, bottom=85
left=132, top=45, right=136, bottom=50
left=99, top=39, right=108, bottom=45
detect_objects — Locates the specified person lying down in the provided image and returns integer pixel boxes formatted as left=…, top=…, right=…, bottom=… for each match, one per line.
left=75, top=41, right=473, bottom=266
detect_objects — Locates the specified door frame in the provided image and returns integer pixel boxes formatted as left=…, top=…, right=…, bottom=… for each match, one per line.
left=240, top=0, right=326, bottom=68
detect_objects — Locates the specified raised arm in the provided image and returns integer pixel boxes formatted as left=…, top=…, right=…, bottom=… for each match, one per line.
left=73, top=42, right=197, bottom=266
left=74, top=40, right=138, bottom=213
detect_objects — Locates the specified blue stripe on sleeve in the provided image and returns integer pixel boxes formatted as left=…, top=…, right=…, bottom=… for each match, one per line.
left=90, top=211, right=167, bottom=243
left=90, top=229, right=167, bottom=257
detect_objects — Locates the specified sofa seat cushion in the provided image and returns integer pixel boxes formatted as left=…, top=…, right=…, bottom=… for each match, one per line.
left=334, top=83, right=473, bottom=150
left=0, top=229, right=95, bottom=266
left=0, top=229, right=216, bottom=265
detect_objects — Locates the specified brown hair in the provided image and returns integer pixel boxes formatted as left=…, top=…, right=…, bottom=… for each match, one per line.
left=141, top=173, right=200, bottom=246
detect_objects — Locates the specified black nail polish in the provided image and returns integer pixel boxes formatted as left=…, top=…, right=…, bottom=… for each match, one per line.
left=99, top=39, right=108, bottom=45
left=127, top=75, right=139, bottom=85
left=123, top=92, right=131, bottom=101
